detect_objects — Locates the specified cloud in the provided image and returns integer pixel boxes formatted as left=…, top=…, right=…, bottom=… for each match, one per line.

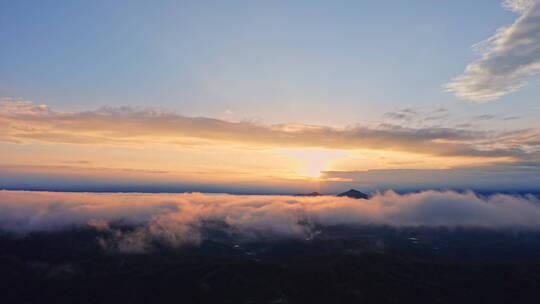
left=503, top=0, right=538, bottom=12
left=446, top=0, right=540, bottom=102
left=1, top=190, right=540, bottom=252
left=382, top=108, right=419, bottom=121
left=1, top=100, right=538, bottom=160
left=474, top=114, right=496, bottom=121
left=322, top=163, right=540, bottom=190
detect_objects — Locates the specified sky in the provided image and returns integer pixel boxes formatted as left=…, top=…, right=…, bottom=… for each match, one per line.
left=1, top=0, right=540, bottom=194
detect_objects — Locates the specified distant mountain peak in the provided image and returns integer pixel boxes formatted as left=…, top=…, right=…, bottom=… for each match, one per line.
left=295, top=192, right=321, bottom=196
left=337, top=189, right=369, bottom=199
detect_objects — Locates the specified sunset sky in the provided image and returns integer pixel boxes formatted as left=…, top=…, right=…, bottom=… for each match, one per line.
left=1, top=0, right=540, bottom=193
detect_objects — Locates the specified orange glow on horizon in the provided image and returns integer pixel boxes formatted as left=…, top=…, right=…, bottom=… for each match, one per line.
left=276, top=149, right=350, bottom=179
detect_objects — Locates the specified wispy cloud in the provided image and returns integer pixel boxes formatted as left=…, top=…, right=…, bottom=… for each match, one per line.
left=446, top=0, right=540, bottom=102
left=1, top=100, right=538, bottom=160
left=322, top=162, right=540, bottom=190
left=1, top=190, right=540, bottom=252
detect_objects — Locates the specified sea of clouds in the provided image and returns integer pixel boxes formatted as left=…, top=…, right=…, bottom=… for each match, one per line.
left=1, top=190, right=540, bottom=252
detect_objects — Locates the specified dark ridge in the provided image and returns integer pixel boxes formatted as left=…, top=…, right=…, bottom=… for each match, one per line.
left=337, top=189, right=369, bottom=199
left=295, top=192, right=321, bottom=196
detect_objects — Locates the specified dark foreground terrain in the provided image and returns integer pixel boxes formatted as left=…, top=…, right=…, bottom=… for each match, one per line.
left=2, top=226, right=540, bottom=304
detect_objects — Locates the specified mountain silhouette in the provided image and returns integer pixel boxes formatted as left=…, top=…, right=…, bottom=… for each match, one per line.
left=295, top=192, right=321, bottom=196
left=337, top=189, right=369, bottom=199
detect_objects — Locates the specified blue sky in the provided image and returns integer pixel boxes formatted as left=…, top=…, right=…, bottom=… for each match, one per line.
left=2, top=0, right=537, bottom=125
left=1, top=0, right=540, bottom=193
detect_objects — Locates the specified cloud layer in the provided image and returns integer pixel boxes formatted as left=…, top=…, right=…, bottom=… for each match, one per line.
left=446, top=0, right=540, bottom=101
left=1, top=190, right=539, bottom=252
left=322, top=163, right=540, bottom=191
left=1, top=100, right=538, bottom=160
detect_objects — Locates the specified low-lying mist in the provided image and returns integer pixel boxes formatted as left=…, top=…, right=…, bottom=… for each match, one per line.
left=1, top=190, right=539, bottom=252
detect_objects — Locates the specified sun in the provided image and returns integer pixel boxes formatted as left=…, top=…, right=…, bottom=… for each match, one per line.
left=277, top=149, right=348, bottom=178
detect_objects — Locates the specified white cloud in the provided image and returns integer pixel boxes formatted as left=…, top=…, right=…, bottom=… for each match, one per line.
left=446, top=0, right=540, bottom=102
left=503, top=0, right=538, bottom=12
left=1, top=190, right=540, bottom=252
